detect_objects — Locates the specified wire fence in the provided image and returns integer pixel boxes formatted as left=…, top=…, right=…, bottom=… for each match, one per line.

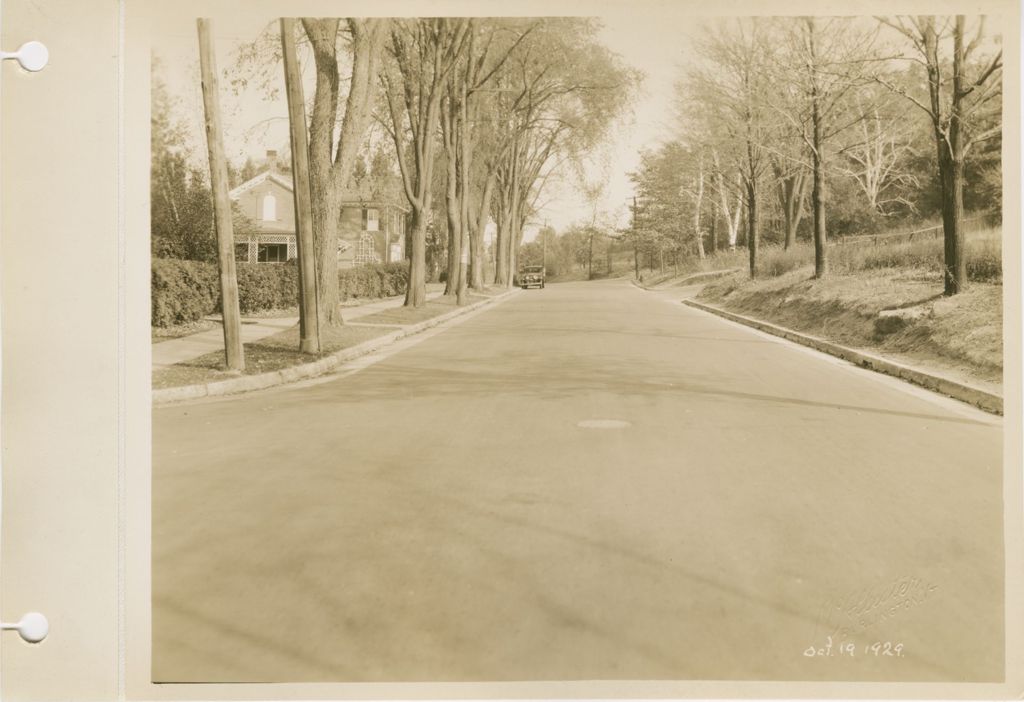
left=833, top=212, right=998, bottom=247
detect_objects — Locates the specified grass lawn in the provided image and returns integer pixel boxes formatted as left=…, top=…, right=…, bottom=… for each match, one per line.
left=153, top=323, right=395, bottom=390
left=356, top=294, right=487, bottom=325
left=471, top=285, right=513, bottom=297
left=640, top=222, right=1004, bottom=390
left=152, top=319, right=217, bottom=344
left=698, top=264, right=1002, bottom=390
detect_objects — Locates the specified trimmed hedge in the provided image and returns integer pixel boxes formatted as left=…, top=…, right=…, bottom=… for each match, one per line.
left=151, top=258, right=220, bottom=327
left=236, top=261, right=299, bottom=314
left=152, top=258, right=411, bottom=327
left=338, top=261, right=408, bottom=301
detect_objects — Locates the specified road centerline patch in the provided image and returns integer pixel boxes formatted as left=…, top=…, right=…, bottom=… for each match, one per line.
left=576, top=418, right=632, bottom=429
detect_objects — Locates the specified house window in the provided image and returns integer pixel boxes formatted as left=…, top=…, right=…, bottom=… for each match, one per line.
left=257, top=243, right=288, bottom=263
left=261, top=193, right=276, bottom=221
left=364, top=207, right=380, bottom=232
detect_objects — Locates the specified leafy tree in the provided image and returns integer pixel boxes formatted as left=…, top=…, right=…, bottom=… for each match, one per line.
left=381, top=18, right=470, bottom=307
left=303, top=19, right=390, bottom=323
left=151, top=64, right=217, bottom=262
left=490, top=18, right=640, bottom=286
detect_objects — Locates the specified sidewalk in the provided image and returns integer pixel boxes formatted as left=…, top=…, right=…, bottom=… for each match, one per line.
left=153, top=290, right=444, bottom=369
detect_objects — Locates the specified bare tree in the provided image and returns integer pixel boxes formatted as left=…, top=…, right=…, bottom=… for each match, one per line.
left=837, top=85, right=920, bottom=214
left=691, top=18, right=773, bottom=277
left=711, top=150, right=744, bottom=250
left=685, top=150, right=707, bottom=259
left=770, top=17, right=882, bottom=277
left=877, top=15, right=1002, bottom=295
left=772, top=156, right=808, bottom=249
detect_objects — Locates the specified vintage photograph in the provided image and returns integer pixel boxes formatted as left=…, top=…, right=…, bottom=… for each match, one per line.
left=149, top=7, right=1007, bottom=685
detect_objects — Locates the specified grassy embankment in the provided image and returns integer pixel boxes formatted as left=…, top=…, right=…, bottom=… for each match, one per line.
left=659, top=224, right=1003, bottom=389
left=153, top=292, right=491, bottom=389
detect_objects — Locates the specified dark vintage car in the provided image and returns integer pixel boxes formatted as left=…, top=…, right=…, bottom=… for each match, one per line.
left=519, top=265, right=546, bottom=289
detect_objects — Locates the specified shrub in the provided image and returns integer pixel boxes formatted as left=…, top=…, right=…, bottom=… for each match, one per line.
left=338, top=261, right=408, bottom=300
left=151, top=258, right=219, bottom=327
left=236, top=262, right=299, bottom=313
left=758, top=245, right=814, bottom=277
left=966, top=235, right=1002, bottom=283
left=838, top=226, right=1002, bottom=283
left=153, top=258, right=412, bottom=327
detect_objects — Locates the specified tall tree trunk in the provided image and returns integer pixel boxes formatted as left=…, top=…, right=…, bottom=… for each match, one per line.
left=505, top=151, right=522, bottom=289
left=709, top=209, right=718, bottom=254
left=694, top=155, right=706, bottom=260
left=939, top=150, right=966, bottom=295
left=494, top=192, right=510, bottom=286
left=746, top=178, right=758, bottom=279
left=443, top=175, right=461, bottom=295
left=442, top=104, right=461, bottom=296
left=456, top=89, right=472, bottom=305
left=588, top=230, right=594, bottom=280
left=280, top=18, right=321, bottom=353
left=942, top=16, right=968, bottom=295
left=713, top=153, right=741, bottom=249
left=632, top=196, right=640, bottom=279
left=304, top=20, right=343, bottom=325
left=304, top=19, right=386, bottom=324
left=807, top=17, right=828, bottom=278
left=811, top=138, right=826, bottom=277
left=469, top=173, right=494, bottom=290
left=786, top=173, right=807, bottom=250
left=776, top=164, right=806, bottom=250
left=405, top=207, right=428, bottom=306
left=730, top=190, right=742, bottom=249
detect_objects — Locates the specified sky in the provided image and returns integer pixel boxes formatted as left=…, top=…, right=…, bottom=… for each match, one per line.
left=152, top=11, right=694, bottom=240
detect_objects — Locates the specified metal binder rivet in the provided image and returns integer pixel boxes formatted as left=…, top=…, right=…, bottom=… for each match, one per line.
left=0, top=41, right=49, bottom=72
left=1, top=612, right=49, bottom=643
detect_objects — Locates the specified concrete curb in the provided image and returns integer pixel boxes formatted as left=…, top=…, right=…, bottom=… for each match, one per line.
left=631, top=268, right=739, bottom=291
left=154, top=289, right=519, bottom=405
left=681, top=298, right=1003, bottom=416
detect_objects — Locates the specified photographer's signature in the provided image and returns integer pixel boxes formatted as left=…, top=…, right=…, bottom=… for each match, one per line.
left=814, top=573, right=938, bottom=640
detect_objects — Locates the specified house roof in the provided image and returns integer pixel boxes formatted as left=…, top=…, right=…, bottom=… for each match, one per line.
left=228, top=170, right=294, bottom=199
left=229, top=168, right=409, bottom=213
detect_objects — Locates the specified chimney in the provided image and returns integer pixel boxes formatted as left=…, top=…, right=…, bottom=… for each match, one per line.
left=266, top=149, right=278, bottom=173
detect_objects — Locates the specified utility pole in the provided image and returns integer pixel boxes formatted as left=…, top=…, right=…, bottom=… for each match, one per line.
left=280, top=18, right=321, bottom=354
left=197, top=18, right=244, bottom=371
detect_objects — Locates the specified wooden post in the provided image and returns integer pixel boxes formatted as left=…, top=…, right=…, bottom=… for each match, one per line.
left=280, top=18, right=322, bottom=354
left=197, top=18, right=244, bottom=371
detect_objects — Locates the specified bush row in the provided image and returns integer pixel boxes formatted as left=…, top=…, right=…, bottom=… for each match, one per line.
left=338, top=261, right=408, bottom=301
left=152, top=259, right=410, bottom=327
left=151, top=258, right=220, bottom=328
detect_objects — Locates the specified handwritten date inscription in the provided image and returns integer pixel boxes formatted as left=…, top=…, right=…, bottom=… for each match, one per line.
left=804, top=636, right=905, bottom=658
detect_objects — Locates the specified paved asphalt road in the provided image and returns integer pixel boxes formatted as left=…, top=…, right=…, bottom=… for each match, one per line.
left=153, top=279, right=1003, bottom=683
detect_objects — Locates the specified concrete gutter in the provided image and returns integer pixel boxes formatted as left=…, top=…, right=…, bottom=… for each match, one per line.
left=154, top=289, right=519, bottom=405
left=682, top=298, right=1003, bottom=416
